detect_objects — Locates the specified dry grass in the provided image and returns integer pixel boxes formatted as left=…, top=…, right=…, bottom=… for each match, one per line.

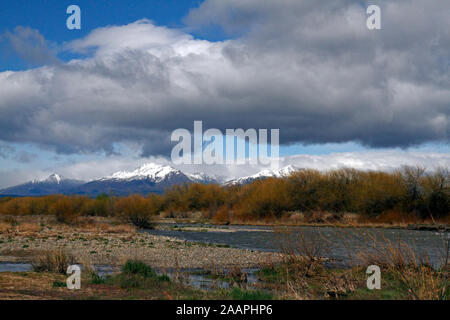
left=268, top=227, right=449, bottom=300
left=357, top=234, right=428, bottom=269
left=271, top=227, right=335, bottom=299
left=0, top=215, right=136, bottom=237
left=353, top=231, right=449, bottom=300
left=16, top=223, right=42, bottom=233
left=262, top=228, right=360, bottom=300
left=275, top=227, right=330, bottom=264
left=32, top=249, right=76, bottom=274
left=394, top=265, right=447, bottom=300
left=0, top=222, right=10, bottom=234
left=0, top=221, right=42, bottom=236
left=78, top=219, right=136, bottom=234
left=101, top=224, right=136, bottom=234
left=322, top=271, right=358, bottom=299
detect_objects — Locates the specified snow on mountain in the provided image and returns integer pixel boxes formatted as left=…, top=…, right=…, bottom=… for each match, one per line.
left=0, top=174, right=84, bottom=196
left=0, top=163, right=299, bottom=197
left=224, top=165, right=299, bottom=185
left=75, top=163, right=219, bottom=196
left=105, top=163, right=182, bottom=182
left=186, top=172, right=225, bottom=184
left=102, top=163, right=217, bottom=183
left=34, top=173, right=63, bottom=184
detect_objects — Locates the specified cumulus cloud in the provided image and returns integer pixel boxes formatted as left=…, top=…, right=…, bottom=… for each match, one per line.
left=281, top=150, right=450, bottom=173
left=0, top=1, right=448, bottom=159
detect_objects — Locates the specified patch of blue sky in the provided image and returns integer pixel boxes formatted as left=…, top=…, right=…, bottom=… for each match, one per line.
left=0, top=0, right=216, bottom=71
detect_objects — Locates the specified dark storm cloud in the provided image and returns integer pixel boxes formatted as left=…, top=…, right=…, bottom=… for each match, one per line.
left=0, top=1, right=448, bottom=157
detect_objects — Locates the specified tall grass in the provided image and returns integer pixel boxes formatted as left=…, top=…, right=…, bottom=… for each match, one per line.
left=268, top=227, right=449, bottom=300
left=346, top=230, right=449, bottom=300
left=32, top=249, right=76, bottom=274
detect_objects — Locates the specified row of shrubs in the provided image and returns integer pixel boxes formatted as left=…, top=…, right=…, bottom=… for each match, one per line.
left=164, top=166, right=449, bottom=223
left=0, top=193, right=162, bottom=228
left=0, top=166, right=448, bottom=226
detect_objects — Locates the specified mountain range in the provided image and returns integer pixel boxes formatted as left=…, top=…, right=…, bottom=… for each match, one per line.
left=0, top=163, right=298, bottom=197
left=0, top=174, right=85, bottom=197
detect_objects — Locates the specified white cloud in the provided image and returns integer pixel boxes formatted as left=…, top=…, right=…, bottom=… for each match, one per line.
left=0, top=1, right=448, bottom=156
left=282, top=151, right=450, bottom=172
left=0, top=1, right=448, bottom=189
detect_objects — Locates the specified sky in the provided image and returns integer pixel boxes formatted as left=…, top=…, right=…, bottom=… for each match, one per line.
left=0, top=0, right=449, bottom=188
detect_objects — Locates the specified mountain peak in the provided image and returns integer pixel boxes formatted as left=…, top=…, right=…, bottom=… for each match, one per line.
left=0, top=173, right=85, bottom=197
left=186, top=172, right=223, bottom=184
left=47, top=173, right=62, bottom=184
left=247, top=165, right=297, bottom=179
left=107, top=163, right=180, bottom=182
left=225, top=165, right=299, bottom=185
left=32, top=173, right=64, bottom=184
left=79, top=162, right=218, bottom=196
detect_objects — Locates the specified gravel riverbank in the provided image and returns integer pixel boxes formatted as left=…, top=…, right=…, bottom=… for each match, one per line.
left=0, top=220, right=281, bottom=269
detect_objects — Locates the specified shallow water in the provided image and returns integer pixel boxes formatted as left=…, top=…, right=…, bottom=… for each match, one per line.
left=0, top=262, right=258, bottom=291
left=0, top=262, right=32, bottom=273
left=0, top=263, right=116, bottom=275
left=144, top=224, right=449, bottom=268
left=154, top=267, right=260, bottom=291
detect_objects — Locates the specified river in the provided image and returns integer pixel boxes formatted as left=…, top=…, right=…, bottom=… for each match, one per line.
left=143, top=224, right=449, bottom=268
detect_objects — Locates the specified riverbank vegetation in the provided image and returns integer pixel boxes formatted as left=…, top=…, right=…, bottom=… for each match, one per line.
left=2, top=242, right=447, bottom=300
left=0, top=166, right=448, bottom=228
left=0, top=251, right=273, bottom=300
left=263, top=227, right=450, bottom=300
left=0, top=215, right=448, bottom=300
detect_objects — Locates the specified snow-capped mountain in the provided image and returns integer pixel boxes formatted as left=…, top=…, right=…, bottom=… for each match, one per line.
left=186, top=172, right=226, bottom=184
left=224, top=165, right=299, bottom=185
left=34, top=173, right=63, bottom=184
left=103, top=163, right=219, bottom=184
left=104, top=163, right=184, bottom=182
left=0, top=163, right=299, bottom=197
left=0, top=174, right=84, bottom=196
left=75, top=163, right=218, bottom=196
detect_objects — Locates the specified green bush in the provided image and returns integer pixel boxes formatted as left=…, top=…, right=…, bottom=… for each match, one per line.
left=122, top=260, right=157, bottom=278
left=90, top=272, right=107, bottom=284
left=110, top=260, right=171, bottom=289
left=229, top=288, right=273, bottom=300
left=52, top=281, right=66, bottom=288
